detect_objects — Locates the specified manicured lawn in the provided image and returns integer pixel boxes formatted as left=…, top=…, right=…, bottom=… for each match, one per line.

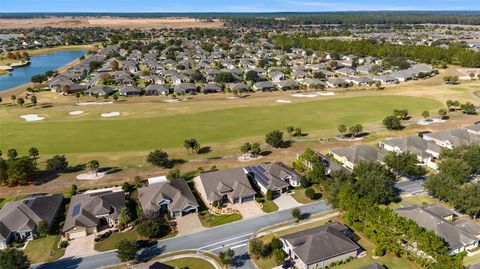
left=389, top=195, right=450, bottom=209
left=261, top=200, right=279, bottom=213
left=0, top=95, right=441, bottom=155
left=95, top=227, right=140, bottom=252
left=24, top=235, right=65, bottom=263
left=199, top=212, right=243, bottom=228
left=291, top=184, right=323, bottom=204
left=164, top=257, right=215, bottom=269
left=463, top=252, right=480, bottom=266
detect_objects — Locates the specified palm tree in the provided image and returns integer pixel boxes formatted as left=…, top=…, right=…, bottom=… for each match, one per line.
left=338, top=124, right=347, bottom=137
left=87, top=160, right=100, bottom=177
left=422, top=111, right=430, bottom=119
left=10, top=95, right=16, bottom=105
left=17, top=98, right=24, bottom=107
left=30, top=95, right=37, bottom=108
left=75, top=92, right=81, bottom=103
left=184, top=140, right=191, bottom=155
left=28, top=147, right=39, bottom=164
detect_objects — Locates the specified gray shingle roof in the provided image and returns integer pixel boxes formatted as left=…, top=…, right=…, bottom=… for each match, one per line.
left=138, top=178, right=199, bottom=214
left=281, top=222, right=360, bottom=265
left=62, top=190, right=125, bottom=233
left=199, top=168, right=256, bottom=202
left=330, top=144, right=386, bottom=165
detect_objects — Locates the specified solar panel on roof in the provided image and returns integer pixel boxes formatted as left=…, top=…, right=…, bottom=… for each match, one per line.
left=72, top=204, right=81, bottom=217
left=251, top=165, right=270, bottom=188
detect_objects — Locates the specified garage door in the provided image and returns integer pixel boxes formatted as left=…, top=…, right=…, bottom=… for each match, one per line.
left=242, top=196, right=254, bottom=202
left=67, top=230, right=86, bottom=240
left=233, top=198, right=240, bottom=204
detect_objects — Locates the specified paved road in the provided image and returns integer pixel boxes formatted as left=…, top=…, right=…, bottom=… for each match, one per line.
left=33, top=201, right=333, bottom=269
left=33, top=180, right=425, bottom=269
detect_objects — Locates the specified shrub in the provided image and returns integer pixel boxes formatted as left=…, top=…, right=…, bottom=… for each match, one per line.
left=212, top=200, right=219, bottom=208
left=59, top=240, right=69, bottom=248
left=305, top=188, right=316, bottom=200
left=266, top=189, right=273, bottom=201
left=374, top=246, right=386, bottom=257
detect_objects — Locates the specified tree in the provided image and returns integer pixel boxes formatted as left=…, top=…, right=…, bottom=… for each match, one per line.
left=46, top=155, right=69, bottom=171
left=446, top=100, right=454, bottom=111
left=265, top=130, right=284, bottom=148
left=7, top=157, right=36, bottom=185
left=393, top=109, right=408, bottom=119
left=122, top=182, right=135, bottom=193
left=291, top=208, right=301, bottom=220
left=421, top=110, right=430, bottom=119
left=249, top=238, right=267, bottom=258
left=113, top=93, right=119, bottom=102
left=137, top=219, right=171, bottom=238
left=348, top=124, right=363, bottom=137
left=7, top=149, right=17, bottom=160
left=0, top=159, right=8, bottom=184
left=272, top=248, right=286, bottom=265
left=461, top=102, right=477, bottom=115
left=251, top=143, right=261, bottom=157
left=30, top=95, right=37, bottom=107
left=353, top=160, right=398, bottom=204
left=338, top=124, right=347, bottom=136
left=215, top=72, right=236, bottom=84
left=0, top=248, right=30, bottom=269
left=470, top=72, right=476, bottom=80
left=452, top=182, right=480, bottom=219
left=305, top=188, right=316, bottom=200
left=87, top=160, right=100, bottom=176
left=184, top=138, right=200, bottom=154
left=70, top=184, right=78, bottom=196
left=146, top=149, right=169, bottom=167
left=240, top=142, right=252, bottom=155
left=10, top=95, right=16, bottom=105
left=36, top=220, right=48, bottom=236
left=16, top=97, right=24, bottom=107
left=266, top=189, right=273, bottom=201
left=438, top=108, right=448, bottom=119
left=425, top=158, right=471, bottom=201
left=28, top=147, right=39, bottom=164
left=293, top=127, right=302, bottom=137
left=245, top=70, right=259, bottom=82
left=383, top=115, right=402, bottom=130
left=116, top=239, right=138, bottom=262
left=375, top=81, right=382, bottom=89
left=0, top=97, right=3, bottom=104
left=286, top=126, right=294, bottom=136
left=75, top=92, right=81, bottom=103
left=384, top=151, right=426, bottom=178
left=219, top=248, right=235, bottom=265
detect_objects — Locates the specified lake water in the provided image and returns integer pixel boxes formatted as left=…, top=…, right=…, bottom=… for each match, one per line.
left=0, top=50, right=87, bottom=92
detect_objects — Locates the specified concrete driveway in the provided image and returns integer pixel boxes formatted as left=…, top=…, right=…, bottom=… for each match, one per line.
left=64, top=234, right=96, bottom=257
left=176, top=213, right=206, bottom=236
left=231, top=201, right=265, bottom=219
left=274, top=193, right=301, bottom=210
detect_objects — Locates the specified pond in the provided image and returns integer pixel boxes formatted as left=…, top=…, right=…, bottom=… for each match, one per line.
left=0, top=50, right=87, bottom=92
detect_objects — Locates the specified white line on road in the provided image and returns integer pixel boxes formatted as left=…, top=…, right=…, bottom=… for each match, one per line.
left=198, top=233, right=253, bottom=250
left=204, top=239, right=250, bottom=252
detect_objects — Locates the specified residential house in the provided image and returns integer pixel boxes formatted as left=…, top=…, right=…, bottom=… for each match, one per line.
left=196, top=168, right=256, bottom=205
left=244, top=162, right=301, bottom=195
left=329, top=144, right=387, bottom=170
left=62, top=189, right=125, bottom=240
left=395, top=204, right=479, bottom=255
left=298, top=79, right=326, bottom=89
left=144, top=84, right=170, bottom=96
left=227, top=82, right=249, bottom=93
left=379, top=136, right=442, bottom=170
left=335, top=67, right=356, bottom=77
left=275, top=80, right=299, bottom=91
left=138, top=178, right=199, bottom=219
left=422, top=128, right=480, bottom=149
left=0, top=194, right=63, bottom=249
left=119, top=86, right=141, bottom=96
left=84, top=86, right=113, bottom=96
left=253, top=81, right=275, bottom=91
left=174, top=83, right=198, bottom=94
left=464, top=124, right=480, bottom=135
left=280, top=222, right=361, bottom=269
left=326, top=78, right=348, bottom=88
left=268, top=71, right=285, bottom=82
left=372, top=75, right=397, bottom=84
left=346, top=77, right=373, bottom=86
left=202, top=82, right=223, bottom=94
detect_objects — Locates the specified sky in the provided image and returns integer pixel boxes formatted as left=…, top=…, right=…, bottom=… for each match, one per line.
left=1, top=0, right=480, bottom=13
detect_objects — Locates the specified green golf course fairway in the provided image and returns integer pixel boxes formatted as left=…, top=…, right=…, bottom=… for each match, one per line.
left=1, top=95, right=441, bottom=155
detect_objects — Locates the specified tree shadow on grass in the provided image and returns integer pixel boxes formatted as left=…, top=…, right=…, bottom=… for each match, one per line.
left=35, top=256, right=83, bottom=269
left=32, top=170, right=60, bottom=186
left=165, top=159, right=186, bottom=169
left=197, top=146, right=212, bottom=154
left=231, top=253, right=250, bottom=267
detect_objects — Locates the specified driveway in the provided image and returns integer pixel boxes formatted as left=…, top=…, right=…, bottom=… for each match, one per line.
left=176, top=214, right=206, bottom=236
left=274, top=193, right=302, bottom=210
left=230, top=201, right=265, bottom=219
left=63, top=234, right=96, bottom=257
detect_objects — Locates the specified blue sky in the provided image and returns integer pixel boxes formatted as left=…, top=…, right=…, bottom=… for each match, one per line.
left=1, top=0, right=479, bottom=12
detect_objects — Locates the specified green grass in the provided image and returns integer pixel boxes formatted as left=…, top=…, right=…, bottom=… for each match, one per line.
left=463, top=252, right=480, bottom=266
left=0, top=95, right=441, bottom=155
left=199, top=212, right=243, bottom=228
left=164, top=257, right=215, bottom=269
left=261, top=200, right=279, bottom=213
left=388, top=195, right=450, bottom=209
left=291, top=185, right=323, bottom=204
left=24, top=235, right=65, bottom=263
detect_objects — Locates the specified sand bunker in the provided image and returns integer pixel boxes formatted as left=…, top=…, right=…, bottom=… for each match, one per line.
left=417, top=118, right=446, bottom=126
left=292, top=93, right=317, bottom=98
left=276, top=99, right=292, bottom=103
left=101, top=112, right=120, bottom=118
left=316, top=91, right=335, bottom=96
left=20, top=114, right=45, bottom=121
left=76, top=171, right=106, bottom=180
left=164, top=99, right=183, bottom=103
left=69, top=111, right=84, bottom=115
left=227, top=96, right=240, bottom=100
left=77, top=101, right=113, bottom=106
